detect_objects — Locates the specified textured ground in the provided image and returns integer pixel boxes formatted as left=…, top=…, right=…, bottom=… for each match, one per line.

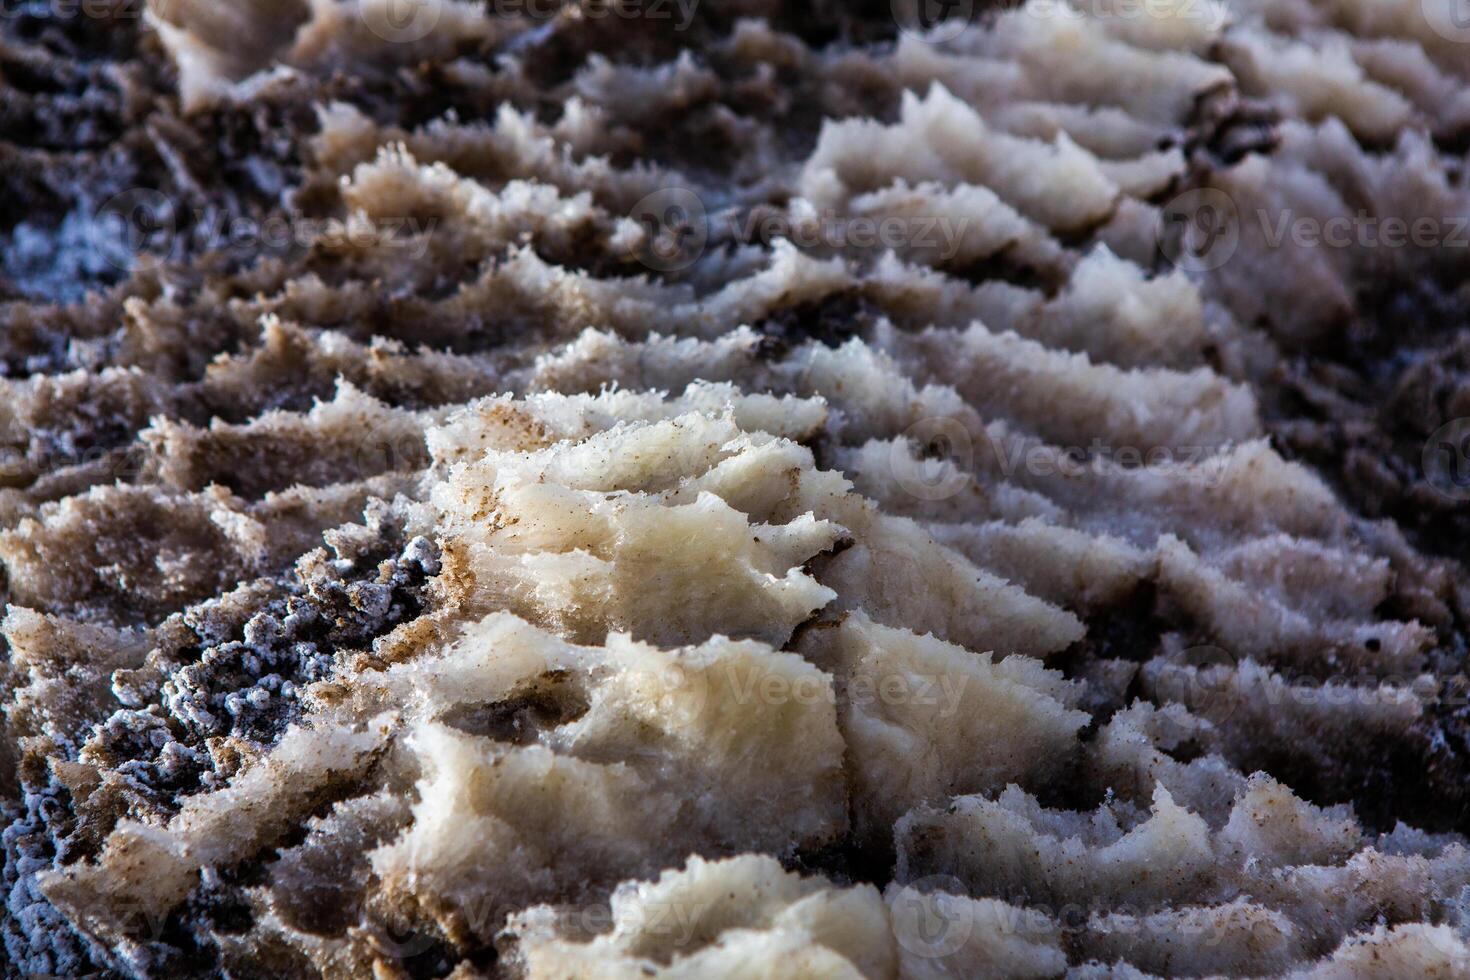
left=3, top=0, right=1470, bottom=977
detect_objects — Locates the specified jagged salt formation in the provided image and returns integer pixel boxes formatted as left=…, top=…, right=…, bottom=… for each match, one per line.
left=2, top=0, right=1470, bottom=977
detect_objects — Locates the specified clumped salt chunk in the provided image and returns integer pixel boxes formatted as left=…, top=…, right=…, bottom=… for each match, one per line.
left=510, top=855, right=896, bottom=978
left=799, top=611, right=1087, bottom=842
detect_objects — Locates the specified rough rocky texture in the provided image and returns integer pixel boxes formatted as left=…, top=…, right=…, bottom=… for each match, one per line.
left=3, top=0, right=1470, bottom=977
